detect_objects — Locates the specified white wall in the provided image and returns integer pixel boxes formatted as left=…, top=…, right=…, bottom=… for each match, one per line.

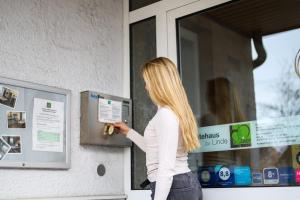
left=0, top=0, right=124, bottom=199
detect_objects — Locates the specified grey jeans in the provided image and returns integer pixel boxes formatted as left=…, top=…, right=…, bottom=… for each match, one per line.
left=150, top=172, right=203, bottom=200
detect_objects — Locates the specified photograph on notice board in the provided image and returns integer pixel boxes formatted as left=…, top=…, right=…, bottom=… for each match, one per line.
left=2, top=136, right=21, bottom=154
left=7, top=111, right=26, bottom=128
left=0, top=137, right=11, bottom=160
left=0, top=86, right=19, bottom=109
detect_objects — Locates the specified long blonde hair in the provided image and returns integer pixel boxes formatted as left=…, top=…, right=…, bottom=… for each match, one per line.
left=141, top=57, right=200, bottom=152
left=206, top=77, right=245, bottom=124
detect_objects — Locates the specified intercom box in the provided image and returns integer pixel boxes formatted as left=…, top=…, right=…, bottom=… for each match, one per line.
left=80, top=91, right=132, bottom=147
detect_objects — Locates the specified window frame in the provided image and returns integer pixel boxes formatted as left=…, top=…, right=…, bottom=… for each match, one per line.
left=123, top=0, right=300, bottom=199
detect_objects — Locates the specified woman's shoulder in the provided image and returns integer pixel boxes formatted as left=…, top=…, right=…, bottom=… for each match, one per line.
left=155, top=106, right=179, bottom=122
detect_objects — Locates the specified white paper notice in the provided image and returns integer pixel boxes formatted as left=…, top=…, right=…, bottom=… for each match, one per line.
left=32, top=98, right=64, bottom=152
left=98, top=98, right=122, bottom=123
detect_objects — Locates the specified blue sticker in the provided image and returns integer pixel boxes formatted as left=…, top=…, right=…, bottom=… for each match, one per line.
left=91, top=93, right=104, bottom=99
left=279, top=167, right=295, bottom=185
left=263, top=168, right=279, bottom=184
left=91, top=93, right=99, bottom=99
left=198, top=166, right=215, bottom=187
left=252, top=172, right=263, bottom=184
left=234, top=166, right=251, bottom=186
left=215, top=165, right=234, bottom=186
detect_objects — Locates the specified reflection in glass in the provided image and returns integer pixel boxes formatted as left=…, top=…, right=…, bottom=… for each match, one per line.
left=130, top=17, right=157, bottom=189
left=201, top=77, right=246, bottom=126
left=177, top=0, right=300, bottom=187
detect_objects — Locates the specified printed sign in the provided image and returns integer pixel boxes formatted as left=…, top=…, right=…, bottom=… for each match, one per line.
left=98, top=99, right=122, bottom=123
left=198, top=166, right=215, bottom=187
left=234, top=166, right=251, bottom=185
left=263, top=168, right=279, bottom=184
left=215, top=165, right=234, bottom=186
left=295, top=169, right=300, bottom=183
left=279, top=167, right=295, bottom=185
left=194, top=115, right=300, bottom=153
left=197, top=125, right=230, bottom=152
left=252, top=172, right=263, bottom=185
left=32, top=98, right=65, bottom=152
left=230, top=124, right=251, bottom=148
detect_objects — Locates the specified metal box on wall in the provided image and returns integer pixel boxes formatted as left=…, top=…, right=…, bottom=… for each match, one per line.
left=80, top=91, right=132, bottom=147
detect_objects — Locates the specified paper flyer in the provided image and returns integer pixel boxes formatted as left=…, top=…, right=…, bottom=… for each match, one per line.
left=32, top=98, right=64, bottom=152
left=98, top=98, right=122, bottom=123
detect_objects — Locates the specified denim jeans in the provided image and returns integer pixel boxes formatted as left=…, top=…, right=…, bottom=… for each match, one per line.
left=150, top=172, right=203, bottom=200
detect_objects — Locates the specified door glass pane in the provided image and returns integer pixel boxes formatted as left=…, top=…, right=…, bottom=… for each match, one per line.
left=177, top=0, right=300, bottom=187
left=129, top=0, right=161, bottom=11
left=130, top=17, right=157, bottom=189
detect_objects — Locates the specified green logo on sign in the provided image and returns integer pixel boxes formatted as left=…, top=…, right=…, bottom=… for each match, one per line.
left=47, top=102, right=51, bottom=108
left=230, top=123, right=251, bottom=148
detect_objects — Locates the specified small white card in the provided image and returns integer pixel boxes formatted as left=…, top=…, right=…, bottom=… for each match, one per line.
left=98, top=99, right=122, bottom=123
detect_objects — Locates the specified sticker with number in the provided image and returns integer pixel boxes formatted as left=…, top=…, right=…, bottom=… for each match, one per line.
left=219, top=167, right=231, bottom=181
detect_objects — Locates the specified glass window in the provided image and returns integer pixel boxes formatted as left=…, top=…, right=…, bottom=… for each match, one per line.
left=129, top=0, right=161, bottom=11
left=130, top=17, right=157, bottom=189
left=177, top=0, right=300, bottom=187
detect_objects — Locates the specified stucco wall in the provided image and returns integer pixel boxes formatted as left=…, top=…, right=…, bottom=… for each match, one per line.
left=0, top=0, right=124, bottom=199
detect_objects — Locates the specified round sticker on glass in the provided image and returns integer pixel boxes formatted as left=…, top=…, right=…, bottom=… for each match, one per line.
left=201, top=170, right=211, bottom=182
left=219, top=167, right=231, bottom=181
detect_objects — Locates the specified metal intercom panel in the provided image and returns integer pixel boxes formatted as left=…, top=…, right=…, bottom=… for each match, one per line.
left=80, top=91, right=132, bottom=147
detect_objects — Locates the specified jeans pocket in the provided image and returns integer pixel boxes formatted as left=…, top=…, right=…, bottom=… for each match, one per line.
left=169, top=185, right=199, bottom=200
left=170, top=179, right=193, bottom=192
left=171, top=185, right=194, bottom=192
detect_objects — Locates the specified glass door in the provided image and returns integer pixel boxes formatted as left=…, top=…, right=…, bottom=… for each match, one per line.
left=167, top=0, right=300, bottom=199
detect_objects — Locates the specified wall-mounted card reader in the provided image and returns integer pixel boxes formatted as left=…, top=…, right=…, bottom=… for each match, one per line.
left=80, top=91, right=132, bottom=147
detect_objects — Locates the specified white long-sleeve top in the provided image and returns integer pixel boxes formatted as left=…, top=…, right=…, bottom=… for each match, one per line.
left=126, top=106, right=190, bottom=200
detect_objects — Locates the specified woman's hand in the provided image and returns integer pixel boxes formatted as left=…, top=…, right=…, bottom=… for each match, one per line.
left=113, top=122, right=130, bottom=135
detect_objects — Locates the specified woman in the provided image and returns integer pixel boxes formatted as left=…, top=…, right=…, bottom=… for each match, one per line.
left=114, top=57, right=202, bottom=200
left=201, top=77, right=247, bottom=166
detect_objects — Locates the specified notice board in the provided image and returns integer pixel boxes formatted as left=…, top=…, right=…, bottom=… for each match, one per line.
left=0, top=76, right=71, bottom=169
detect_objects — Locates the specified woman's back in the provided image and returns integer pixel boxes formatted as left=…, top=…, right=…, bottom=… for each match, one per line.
left=144, top=107, right=190, bottom=183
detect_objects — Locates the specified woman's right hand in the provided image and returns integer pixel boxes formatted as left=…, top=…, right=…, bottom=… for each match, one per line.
left=113, top=122, right=130, bottom=135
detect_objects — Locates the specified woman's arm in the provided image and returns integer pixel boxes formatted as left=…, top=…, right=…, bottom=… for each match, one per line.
left=154, top=108, right=179, bottom=200
left=114, top=122, right=146, bottom=152
left=126, top=129, right=146, bottom=152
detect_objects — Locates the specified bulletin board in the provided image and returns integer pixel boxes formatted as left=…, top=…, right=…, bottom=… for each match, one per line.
left=0, top=76, right=71, bottom=169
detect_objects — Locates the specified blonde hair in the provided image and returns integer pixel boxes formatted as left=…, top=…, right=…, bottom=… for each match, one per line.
left=141, top=57, right=200, bottom=152
left=207, top=77, right=245, bottom=124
